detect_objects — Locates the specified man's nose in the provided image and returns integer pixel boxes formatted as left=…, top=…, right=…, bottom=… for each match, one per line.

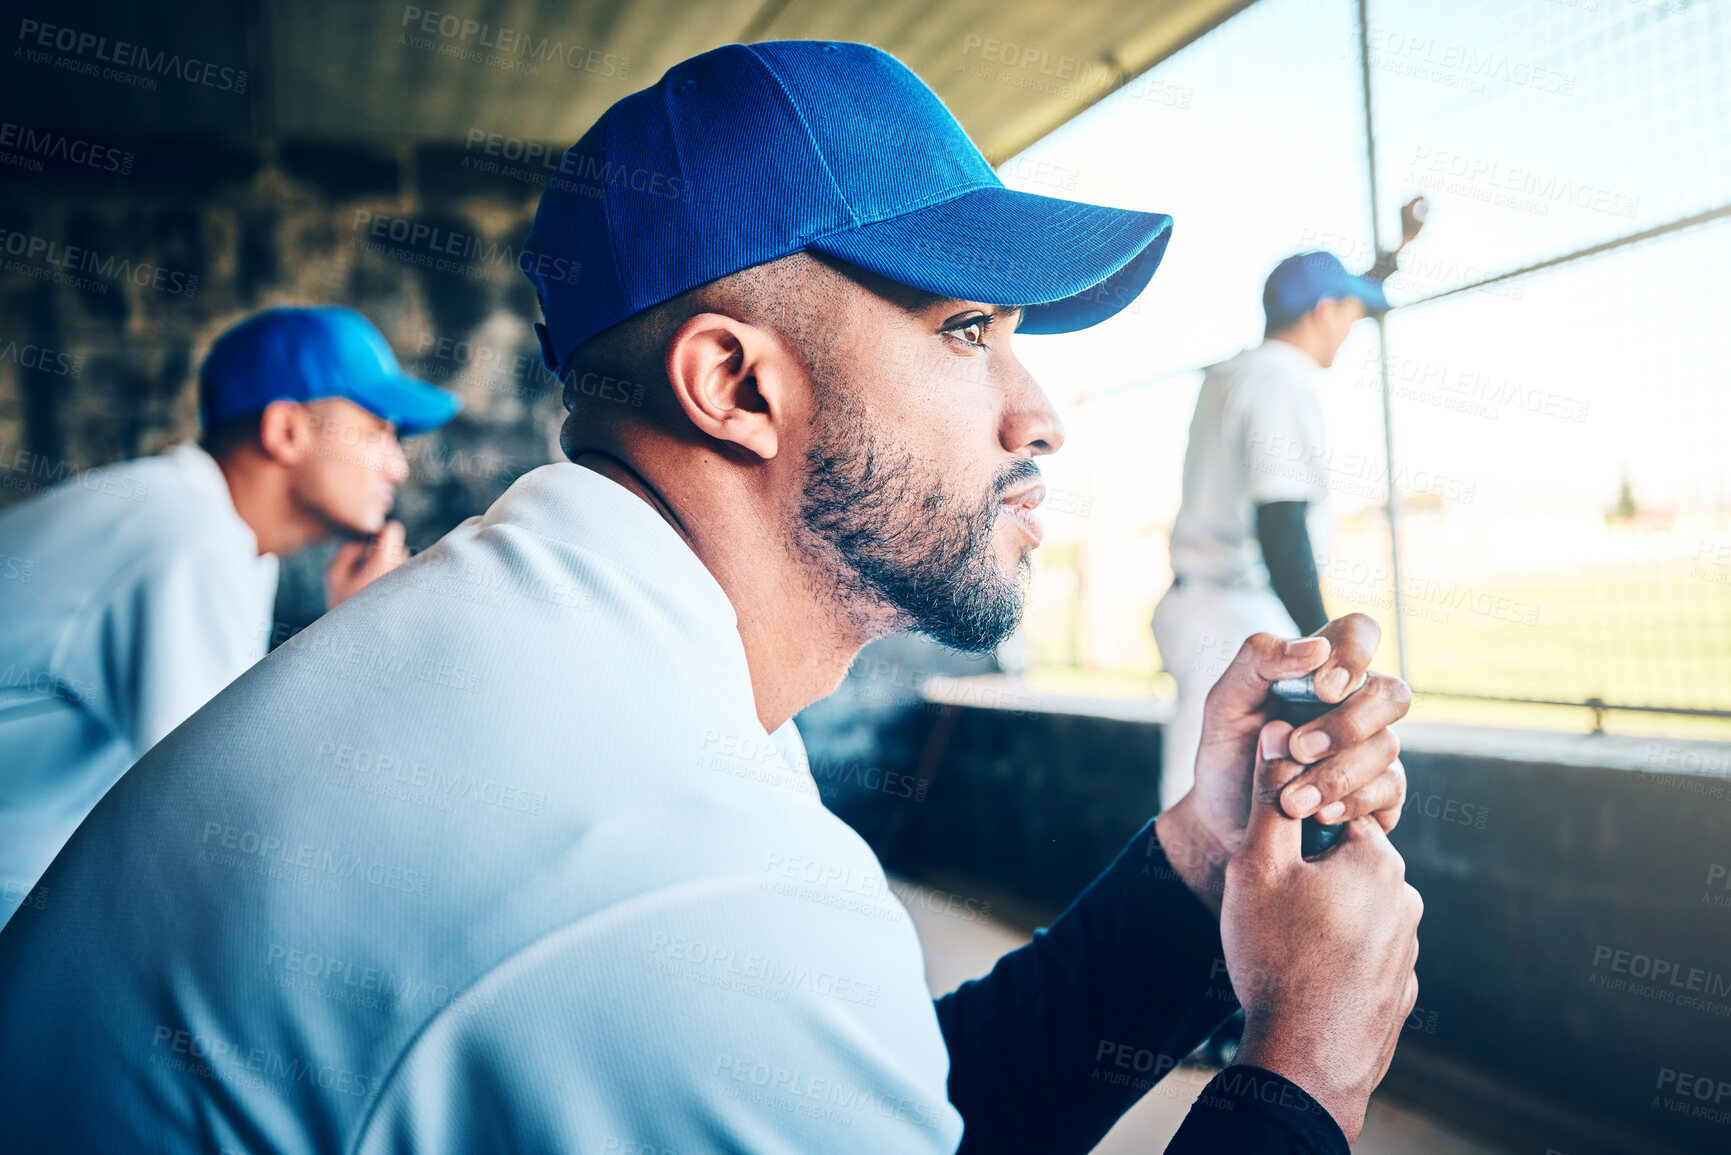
left=381, top=437, right=410, bottom=484
left=1001, top=377, right=1066, bottom=458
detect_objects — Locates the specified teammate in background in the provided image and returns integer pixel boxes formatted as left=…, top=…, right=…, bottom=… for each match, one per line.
left=1153, top=199, right=1427, bottom=811
left=0, top=306, right=459, bottom=926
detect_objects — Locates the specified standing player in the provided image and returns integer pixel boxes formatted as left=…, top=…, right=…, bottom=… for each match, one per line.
left=1154, top=200, right=1426, bottom=810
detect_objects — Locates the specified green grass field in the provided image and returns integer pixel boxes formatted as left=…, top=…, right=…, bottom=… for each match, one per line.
left=1023, top=561, right=1731, bottom=743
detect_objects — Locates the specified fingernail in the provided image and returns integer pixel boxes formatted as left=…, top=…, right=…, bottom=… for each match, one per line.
left=1260, top=726, right=1288, bottom=760
left=1286, top=637, right=1327, bottom=657
left=1318, top=801, right=1346, bottom=823
left=1321, top=666, right=1350, bottom=697
left=1294, top=729, right=1332, bottom=760
left=1286, top=785, right=1322, bottom=817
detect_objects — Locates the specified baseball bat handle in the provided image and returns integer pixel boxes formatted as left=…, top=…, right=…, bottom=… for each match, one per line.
left=1268, top=671, right=1361, bottom=859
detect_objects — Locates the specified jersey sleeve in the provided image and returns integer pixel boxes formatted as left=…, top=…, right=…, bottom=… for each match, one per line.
left=352, top=875, right=964, bottom=1155
left=77, top=542, right=271, bottom=757
left=1228, top=372, right=1330, bottom=507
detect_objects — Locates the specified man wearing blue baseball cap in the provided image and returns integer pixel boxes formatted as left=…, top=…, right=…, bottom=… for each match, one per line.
left=0, top=305, right=459, bottom=927
left=0, top=44, right=1419, bottom=1155
left=1154, top=200, right=1427, bottom=813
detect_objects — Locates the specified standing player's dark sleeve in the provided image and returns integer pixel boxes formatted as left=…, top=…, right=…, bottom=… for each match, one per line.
left=1256, top=500, right=1329, bottom=635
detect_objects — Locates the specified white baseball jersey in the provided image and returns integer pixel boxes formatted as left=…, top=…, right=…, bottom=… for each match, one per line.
left=1166, top=339, right=1332, bottom=591
left=0, top=443, right=277, bottom=927
left=0, top=462, right=962, bottom=1154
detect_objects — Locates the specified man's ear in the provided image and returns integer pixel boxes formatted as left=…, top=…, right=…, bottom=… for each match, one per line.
left=257, top=399, right=313, bottom=466
left=662, top=313, right=798, bottom=461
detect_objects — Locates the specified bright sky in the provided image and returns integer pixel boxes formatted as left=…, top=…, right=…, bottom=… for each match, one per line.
left=996, top=0, right=1731, bottom=530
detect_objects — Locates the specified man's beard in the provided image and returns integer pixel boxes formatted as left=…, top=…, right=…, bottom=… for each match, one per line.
left=798, top=393, right=1038, bottom=653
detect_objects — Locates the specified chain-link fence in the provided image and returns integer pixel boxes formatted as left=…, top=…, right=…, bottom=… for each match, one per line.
left=1003, top=0, right=1731, bottom=738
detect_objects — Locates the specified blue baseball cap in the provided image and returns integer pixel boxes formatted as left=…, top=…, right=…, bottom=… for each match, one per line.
left=1263, top=252, right=1389, bottom=333
left=523, top=41, right=1174, bottom=371
left=199, top=306, right=462, bottom=434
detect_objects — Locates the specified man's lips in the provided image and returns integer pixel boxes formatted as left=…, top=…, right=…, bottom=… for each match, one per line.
left=998, top=483, right=1046, bottom=547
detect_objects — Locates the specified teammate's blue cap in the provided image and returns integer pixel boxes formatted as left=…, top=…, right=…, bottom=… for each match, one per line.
left=199, top=306, right=461, bottom=434
left=523, top=40, right=1174, bottom=371
left=1263, top=251, right=1389, bottom=332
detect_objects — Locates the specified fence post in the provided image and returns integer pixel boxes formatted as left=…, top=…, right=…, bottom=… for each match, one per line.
left=1357, top=0, right=1410, bottom=682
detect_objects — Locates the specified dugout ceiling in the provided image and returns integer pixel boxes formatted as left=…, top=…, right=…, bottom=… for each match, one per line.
left=5, top=0, right=1252, bottom=164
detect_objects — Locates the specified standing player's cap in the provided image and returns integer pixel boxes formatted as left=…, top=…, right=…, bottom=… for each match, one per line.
left=523, top=40, right=1175, bottom=371
left=199, top=306, right=462, bottom=434
left=1262, top=252, right=1390, bottom=332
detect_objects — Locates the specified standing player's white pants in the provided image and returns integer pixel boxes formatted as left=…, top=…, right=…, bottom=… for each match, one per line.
left=1151, top=581, right=1300, bottom=812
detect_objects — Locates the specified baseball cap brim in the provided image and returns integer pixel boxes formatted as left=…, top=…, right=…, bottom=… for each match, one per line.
left=808, top=185, right=1172, bottom=334
left=345, top=374, right=463, bottom=435
left=1340, top=272, right=1390, bottom=315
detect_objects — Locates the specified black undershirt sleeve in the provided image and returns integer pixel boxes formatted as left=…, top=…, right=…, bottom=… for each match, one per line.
left=934, top=821, right=1233, bottom=1153
left=1165, top=1066, right=1350, bottom=1153
left=933, top=822, right=1350, bottom=1153
left=1255, top=501, right=1329, bottom=635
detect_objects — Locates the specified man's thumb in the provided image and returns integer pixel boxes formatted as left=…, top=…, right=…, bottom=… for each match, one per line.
left=1243, top=720, right=1303, bottom=864
left=328, top=538, right=366, bottom=575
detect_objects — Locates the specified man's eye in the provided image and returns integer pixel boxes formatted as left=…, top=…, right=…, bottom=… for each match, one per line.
left=949, top=317, right=991, bottom=347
